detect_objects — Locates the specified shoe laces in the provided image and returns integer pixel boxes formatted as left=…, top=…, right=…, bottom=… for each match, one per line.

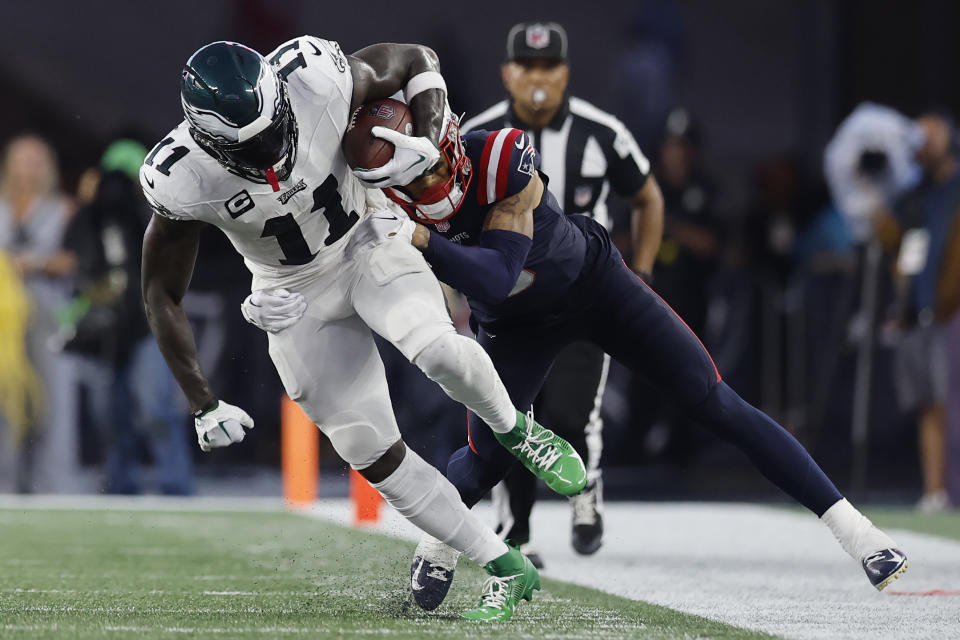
left=511, top=410, right=562, bottom=471
left=478, top=574, right=514, bottom=610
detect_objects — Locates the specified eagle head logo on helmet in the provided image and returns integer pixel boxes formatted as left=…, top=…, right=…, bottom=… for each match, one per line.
left=180, top=41, right=298, bottom=184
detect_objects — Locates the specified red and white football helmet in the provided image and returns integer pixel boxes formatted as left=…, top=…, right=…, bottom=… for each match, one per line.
left=383, top=108, right=472, bottom=224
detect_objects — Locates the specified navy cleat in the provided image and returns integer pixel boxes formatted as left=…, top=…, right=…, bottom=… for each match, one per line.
left=570, top=478, right=604, bottom=555
left=862, top=548, right=908, bottom=591
left=410, top=535, right=461, bottom=610
left=820, top=498, right=909, bottom=591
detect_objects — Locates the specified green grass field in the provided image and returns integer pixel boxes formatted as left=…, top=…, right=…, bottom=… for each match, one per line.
left=0, top=506, right=774, bottom=639
left=862, top=507, right=960, bottom=543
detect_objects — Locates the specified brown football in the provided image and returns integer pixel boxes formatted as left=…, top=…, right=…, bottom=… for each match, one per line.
left=342, top=98, right=414, bottom=170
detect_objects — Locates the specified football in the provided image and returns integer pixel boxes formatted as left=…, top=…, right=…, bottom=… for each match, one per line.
left=342, top=98, right=414, bottom=170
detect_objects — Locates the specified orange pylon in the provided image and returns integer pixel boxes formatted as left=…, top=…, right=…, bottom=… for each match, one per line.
left=281, top=395, right=318, bottom=507
left=350, top=469, right=382, bottom=525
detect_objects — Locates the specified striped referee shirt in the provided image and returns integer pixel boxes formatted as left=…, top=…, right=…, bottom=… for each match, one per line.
left=461, top=96, right=651, bottom=231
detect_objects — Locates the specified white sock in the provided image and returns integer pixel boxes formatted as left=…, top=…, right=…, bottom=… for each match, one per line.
left=414, top=332, right=516, bottom=433
left=821, top=498, right=897, bottom=561
left=370, top=447, right=508, bottom=565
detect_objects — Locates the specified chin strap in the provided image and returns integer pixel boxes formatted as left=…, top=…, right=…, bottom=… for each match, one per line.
left=265, top=167, right=280, bottom=192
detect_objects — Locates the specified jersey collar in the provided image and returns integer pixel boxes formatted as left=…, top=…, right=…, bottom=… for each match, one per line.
left=507, top=94, right=570, bottom=131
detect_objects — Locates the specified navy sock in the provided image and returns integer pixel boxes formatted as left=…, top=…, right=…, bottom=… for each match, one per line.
left=690, top=381, right=842, bottom=516
left=446, top=444, right=515, bottom=509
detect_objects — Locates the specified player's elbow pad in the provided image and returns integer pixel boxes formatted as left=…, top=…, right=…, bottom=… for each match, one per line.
left=422, top=229, right=532, bottom=305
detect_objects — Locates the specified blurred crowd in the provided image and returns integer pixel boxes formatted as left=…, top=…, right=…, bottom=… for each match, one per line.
left=0, top=136, right=193, bottom=494
left=0, top=14, right=958, bottom=511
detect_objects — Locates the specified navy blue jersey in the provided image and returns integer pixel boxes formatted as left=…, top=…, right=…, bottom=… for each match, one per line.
left=433, top=129, right=586, bottom=326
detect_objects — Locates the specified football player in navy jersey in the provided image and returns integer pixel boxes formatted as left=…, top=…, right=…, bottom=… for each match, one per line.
left=362, top=117, right=910, bottom=614
left=265, top=110, right=910, bottom=615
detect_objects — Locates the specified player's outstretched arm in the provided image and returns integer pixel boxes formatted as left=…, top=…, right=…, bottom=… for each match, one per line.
left=141, top=213, right=215, bottom=412
left=348, top=44, right=445, bottom=144
left=143, top=214, right=254, bottom=451
left=411, top=174, right=543, bottom=304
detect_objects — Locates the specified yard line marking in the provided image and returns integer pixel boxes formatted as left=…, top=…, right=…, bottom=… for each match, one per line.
left=6, top=626, right=319, bottom=636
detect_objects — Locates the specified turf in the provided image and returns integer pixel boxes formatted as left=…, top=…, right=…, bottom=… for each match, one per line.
left=0, top=507, right=775, bottom=639
left=861, top=506, right=960, bottom=543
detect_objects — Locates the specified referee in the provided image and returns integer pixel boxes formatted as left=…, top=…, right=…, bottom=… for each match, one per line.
left=462, top=21, right=664, bottom=565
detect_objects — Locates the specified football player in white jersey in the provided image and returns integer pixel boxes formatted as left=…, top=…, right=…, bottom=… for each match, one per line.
left=140, top=37, right=588, bottom=621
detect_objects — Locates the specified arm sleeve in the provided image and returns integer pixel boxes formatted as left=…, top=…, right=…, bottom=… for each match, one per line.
left=422, top=228, right=533, bottom=304
left=605, top=120, right=651, bottom=197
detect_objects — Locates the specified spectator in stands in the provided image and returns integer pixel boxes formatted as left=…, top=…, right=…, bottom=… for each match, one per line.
left=63, top=140, right=193, bottom=494
left=875, top=112, right=960, bottom=512
left=653, top=108, right=720, bottom=338
left=637, top=108, right=722, bottom=461
left=0, top=134, right=76, bottom=493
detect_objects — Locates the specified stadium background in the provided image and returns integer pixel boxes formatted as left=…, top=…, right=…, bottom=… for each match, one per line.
left=2, top=0, right=959, bottom=502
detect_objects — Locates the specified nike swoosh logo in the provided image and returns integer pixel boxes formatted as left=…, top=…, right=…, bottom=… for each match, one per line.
left=515, top=134, right=525, bottom=149
left=373, top=214, right=398, bottom=221
left=409, top=154, right=426, bottom=169
left=866, top=550, right=902, bottom=565
left=411, top=558, right=425, bottom=590
left=308, top=41, right=323, bottom=56
left=144, top=176, right=155, bottom=189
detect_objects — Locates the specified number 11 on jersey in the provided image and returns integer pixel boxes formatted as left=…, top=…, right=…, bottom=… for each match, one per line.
left=260, top=175, right=359, bottom=265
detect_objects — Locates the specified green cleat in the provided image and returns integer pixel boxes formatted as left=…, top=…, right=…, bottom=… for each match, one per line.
left=462, top=546, right=540, bottom=622
left=495, top=410, right=587, bottom=497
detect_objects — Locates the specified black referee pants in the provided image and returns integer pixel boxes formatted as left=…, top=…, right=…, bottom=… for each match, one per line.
left=494, top=341, right=608, bottom=543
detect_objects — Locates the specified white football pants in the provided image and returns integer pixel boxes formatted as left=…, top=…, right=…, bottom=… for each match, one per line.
left=262, top=209, right=514, bottom=469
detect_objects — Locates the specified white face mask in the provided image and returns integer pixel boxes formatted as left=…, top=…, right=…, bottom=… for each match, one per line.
left=414, top=181, right=465, bottom=221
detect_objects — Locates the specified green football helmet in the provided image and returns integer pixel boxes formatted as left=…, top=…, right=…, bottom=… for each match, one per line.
left=180, top=41, right=297, bottom=182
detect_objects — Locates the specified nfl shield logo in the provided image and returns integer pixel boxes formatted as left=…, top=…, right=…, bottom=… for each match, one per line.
left=574, top=185, right=593, bottom=208
left=369, top=104, right=396, bottom=119
left=526, top=24, right=550, bottom=49
left=437, top=220, right=451, bottom=232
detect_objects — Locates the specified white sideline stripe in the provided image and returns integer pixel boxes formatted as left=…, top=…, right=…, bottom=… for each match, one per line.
left=3, top=625, right=317, bottom=634
left=298, top=500, right=960, bottom=640
left=16, top=606, right=281, bottom=613
left=4, top=588, right=318, bottom=596
left=202, top=590, right=320, bottom=596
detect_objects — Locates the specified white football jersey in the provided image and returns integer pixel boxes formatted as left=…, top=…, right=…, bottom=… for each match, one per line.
left=140, top=36, right=367, bottom=287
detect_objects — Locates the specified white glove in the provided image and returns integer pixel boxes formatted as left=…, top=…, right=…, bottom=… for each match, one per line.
left=352, top=126, right=441, bottom=188
left=241, top=288, right=306, bottom=333
left=194, top=399, right=254, bottom=452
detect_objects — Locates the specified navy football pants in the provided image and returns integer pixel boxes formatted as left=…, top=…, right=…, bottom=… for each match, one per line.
left=447, top=227, right=842, bottom=517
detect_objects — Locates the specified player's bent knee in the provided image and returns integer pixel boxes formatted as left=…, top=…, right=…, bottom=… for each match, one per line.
left=688, top=381, right=751, bottom=435
left=413, top=330, right=470, bottom=382
left=671, top=370, right=719, bottom=408
left=321, top=411, right=400, bottom=469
